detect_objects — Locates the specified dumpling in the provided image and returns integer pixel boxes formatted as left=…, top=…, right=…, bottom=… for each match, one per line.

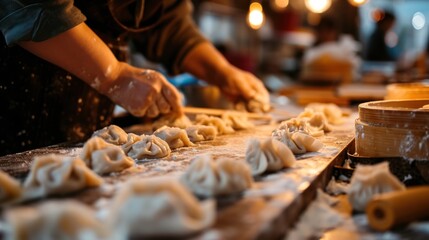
left=80, top=136, right=134, bottom=175
left=348, top=162, right=406, bottom=212
left=305, top=103, right=344, bottom=125
left=245, top=138, right=296, bottom=176
left=272, top=129, right=323, bottom=154
left=0, top=170, right=22, bottom=203
left=153, top=126, right=194, bottom=149
left=180, top=154, right=253, bottom=197
left=195, top=114, right=234, bottom=135
left=127, top=135, right=171, bottom=160
left=23, top=154, right=103, bottom=199
left=121, top=133, right=143, bottom=154
left=92, top=124, right=128, bottom=145
left=151, top=114, right=193, bottom=130
left=297, top=109, right=332, bottom=134
left=221, top=112, right=254, bottom=130
left=4, top=200, right=108, bottom=240
left=107, top=177, right=215, bottom=238
left=276, top=118, right=313, bottom=136
left=185, top=125, right=217, bottom=142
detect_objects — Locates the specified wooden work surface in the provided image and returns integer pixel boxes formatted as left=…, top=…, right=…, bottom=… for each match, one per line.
left=0, top=109, right=357, bottom=240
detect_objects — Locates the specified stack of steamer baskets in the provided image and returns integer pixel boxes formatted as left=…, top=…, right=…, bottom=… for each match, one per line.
left=354, top=82, right=429, bottom=183
left=355, top=83, right=429, bottom=160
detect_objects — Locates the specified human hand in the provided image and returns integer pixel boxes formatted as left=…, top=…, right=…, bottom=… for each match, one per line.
left=99, top=63, right=183, bottom=118
left=217, top=65, right=270, bottom=113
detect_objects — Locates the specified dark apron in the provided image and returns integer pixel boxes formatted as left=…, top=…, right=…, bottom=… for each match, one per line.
left=0, top=0, right=163, bottom=156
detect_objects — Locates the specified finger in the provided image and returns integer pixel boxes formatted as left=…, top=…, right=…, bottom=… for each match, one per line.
left=156, top=95, right=171, bottom=114
left=161, top=83, right=183, bottom=115
left=146, top=103, right=160, bottom=118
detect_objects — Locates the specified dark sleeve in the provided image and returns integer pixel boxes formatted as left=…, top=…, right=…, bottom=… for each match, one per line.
left=131, top=0, right=208, bottom=75
left=0, top=0, right=86, bottom=46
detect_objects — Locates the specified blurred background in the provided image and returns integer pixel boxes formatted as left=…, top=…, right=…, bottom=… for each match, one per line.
left=131, top=0, right=429, bottom=107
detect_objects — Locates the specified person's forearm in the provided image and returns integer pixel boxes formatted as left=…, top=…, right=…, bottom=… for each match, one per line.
left=18, top=22, right=120, bottom=92
left=181, top=42, right=231, bottom=86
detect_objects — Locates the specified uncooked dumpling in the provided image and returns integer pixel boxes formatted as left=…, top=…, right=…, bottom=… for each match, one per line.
left=297, top=109, right=332, bottom=134
left=127, top=135, right=171, bottom=160
left=245, top=138, right=296, bottom=176
left=276, top=118, right=316, bottom=136
left=154, top=126, right=194, bottom=149
left=305, top=103, right=344, bottom=125
left=92, top=125, right=128, bottom=145
left=0, top=170, right=22, bottom=203
left=151, top=114, right=193, bottom=130
left=180, top=154, right=253, bottom=197
left=221, top=112, right=254, bottom=130
left=107, top=177, right=215, bottom=238
left=348, top=162, right=406, bottom=212
left=23, top=154, right=103, bottom=199
left=80, top=136, right=134, bottom=175
left=185, top=125, right=217, bottom=142
left=195, top=114, right=234, bottom=135
left=4, top=200, right=108, bottom=240
left=272, top=129, right=323, bottom=154
left=121, top=133, right=143, bottom=154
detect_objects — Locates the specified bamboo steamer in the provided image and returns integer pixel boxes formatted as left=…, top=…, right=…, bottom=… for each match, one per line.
left=385, top=82, right=429, bottom=100
left=355, top=99, right=429, bottom=159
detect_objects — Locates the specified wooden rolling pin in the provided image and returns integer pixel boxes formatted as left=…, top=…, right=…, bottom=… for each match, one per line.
left=366, top=187, right=429, bottom=231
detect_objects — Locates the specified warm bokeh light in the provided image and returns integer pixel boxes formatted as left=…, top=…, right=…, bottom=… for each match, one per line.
left=270, top=0, right=289, bottom=11
left=304, top=0, right=332, bottom=14
left=412, top=12, right=426, bottom=30
left=247, top=2, right=265, bottom=30
left=371, top=9, right=384, bottom=22
left=347, top=0, right=369, bottom=7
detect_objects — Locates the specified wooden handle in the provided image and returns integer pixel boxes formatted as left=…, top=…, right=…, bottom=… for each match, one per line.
left=366, top=186, right=429, bottom=231
left=183, top=107, right=272, bottom=121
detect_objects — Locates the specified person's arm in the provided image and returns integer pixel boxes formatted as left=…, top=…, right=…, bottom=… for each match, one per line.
left=19, top=23, right=183, bottom=117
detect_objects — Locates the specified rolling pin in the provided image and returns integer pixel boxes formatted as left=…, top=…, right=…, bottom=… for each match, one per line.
left=366, top=186, right=429, bottom=231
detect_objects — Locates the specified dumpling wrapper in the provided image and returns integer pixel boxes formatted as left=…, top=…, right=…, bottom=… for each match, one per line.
left=195, top=114, right=234, bottom=135
left=127, top=135, right=171, bottom=160
left=0, top=171, right=22, bottom=204
left=245, top=138, right=296, bottom=176
left=181, top=154, right=253, bottom=197
left=108, top=177, right=215, bottom=238
left=121, top=133, right=143, bottom=154
left=221, top=112, right=254, bottom=130
left=305, top=103, right=344, bottom=125
left=23, top=154, right=103, bottom=199
left=272, top=129, right=323, bottom=154
left=81, top=136, right=134, bottom=175
left=185, top=125, right=217, bottom=142
left=4, top=200, right=108, bottom=240
left=91, top=124, right=128, bottom=145
left=297, top=109, right=332, bottom=135
left=154, top=126, right=194, bottom=149
left=348, top=162, right=406, bottom=212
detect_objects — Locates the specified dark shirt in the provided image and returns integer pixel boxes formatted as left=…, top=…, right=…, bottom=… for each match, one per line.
left=0, top=0, right=207, bottom=156
left=365, top=28, right=395, bottom=62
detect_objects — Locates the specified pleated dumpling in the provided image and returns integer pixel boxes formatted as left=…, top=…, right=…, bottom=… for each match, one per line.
left=4, top=200, right=108, bottom=240
left=23, top=154, right=103, bottom=199
left=153, top=126, right=194, bottom=149
left=272, top=129, right=323, bottom=154
left=127, top=135, right=171, bottom=160
left=0, top=171, right=22, bottom=203
left=348, top=162, right=406, bottom=212
left=180, top=154, right=253, bottom=197
left=185, top=125, right=217, bottom=143
left=297, top=109, right=332, bottom=134
left=108, top=177, right=215, bottom=238
left=80, top=136, right=134, bottom=175
left=305, top=103, right=345, bottom=125
left=121, top=133, right=143, bottom=154
left=92, top=124, right=128, bottom=145
left=245, top=138, right=296, bottom=176
left=221, top=112, right=254, bottom=130
left=195, top=114, right=234, bottom=135
left=151, top=114, right=193, bottom=130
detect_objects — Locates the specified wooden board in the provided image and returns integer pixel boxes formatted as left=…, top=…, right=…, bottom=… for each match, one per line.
left=0, top=115, right=356, bottom=239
